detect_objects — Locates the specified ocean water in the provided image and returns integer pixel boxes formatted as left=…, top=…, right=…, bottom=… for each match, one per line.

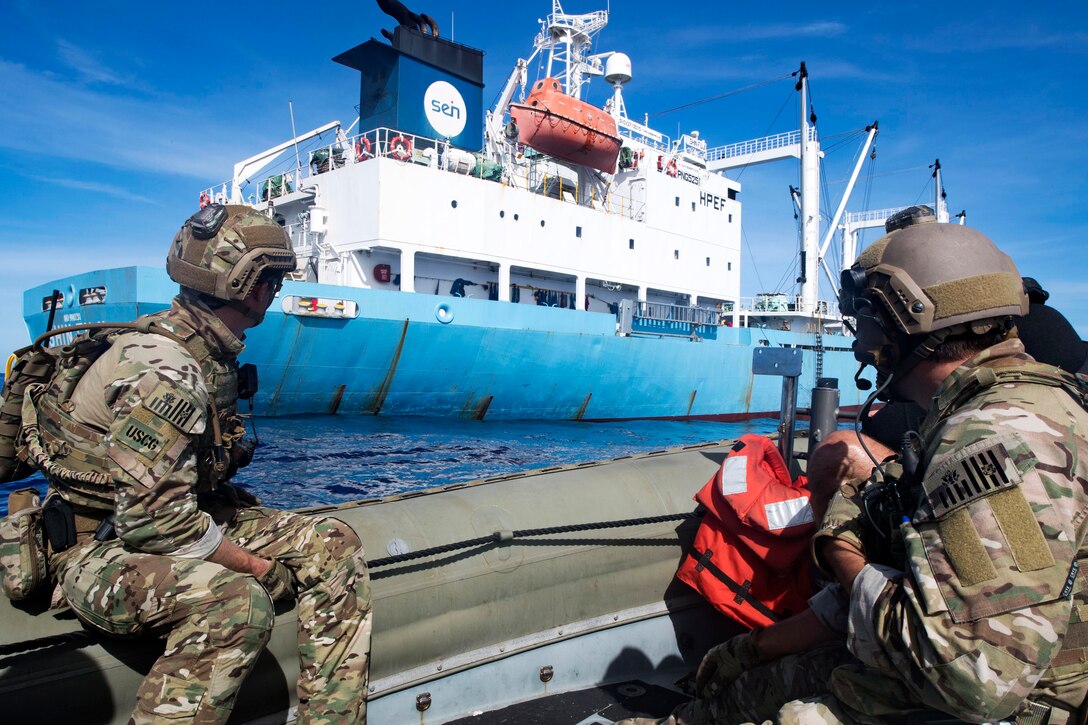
left=1, top=415, right=779, bottom=514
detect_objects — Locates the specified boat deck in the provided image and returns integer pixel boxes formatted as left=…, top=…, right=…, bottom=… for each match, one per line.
left=449, top=677, right=691, bottom=724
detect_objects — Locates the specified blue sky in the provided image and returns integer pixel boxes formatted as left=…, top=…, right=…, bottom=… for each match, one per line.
left=1, top=1, right=1086, bottom=358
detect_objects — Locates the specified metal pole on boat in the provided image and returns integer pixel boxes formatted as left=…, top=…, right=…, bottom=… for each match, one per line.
left=807, top=377, right=840, bottom=447
left=752, top=347, right=803, bottom=465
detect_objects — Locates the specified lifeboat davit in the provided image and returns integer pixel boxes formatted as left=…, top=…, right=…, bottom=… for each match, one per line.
left=509, top=78, right=622, bottom=174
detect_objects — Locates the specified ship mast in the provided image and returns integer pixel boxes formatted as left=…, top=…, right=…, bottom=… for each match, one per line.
left=536, top=0, right=608, bottom=98
left=932, top=159, right=950, bottom=222
left=797, top=63, right=820, bottom=315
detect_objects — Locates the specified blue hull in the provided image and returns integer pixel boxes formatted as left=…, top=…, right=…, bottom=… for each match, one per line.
left=24, top=267, right=866, bottom=420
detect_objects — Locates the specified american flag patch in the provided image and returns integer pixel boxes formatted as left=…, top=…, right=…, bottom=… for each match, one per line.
left=926, top=441, right=1021, bottom=518
left=146, top=383, right=199, bottom=430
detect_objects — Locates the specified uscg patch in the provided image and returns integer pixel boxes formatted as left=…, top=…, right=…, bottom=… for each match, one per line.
left=146, top=383, right=199, bottom=431
left=115, top=405, right=179, bottom=467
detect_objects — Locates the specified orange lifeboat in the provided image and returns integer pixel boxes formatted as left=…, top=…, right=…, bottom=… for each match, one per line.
left=509, top=78, right=622, bottom=174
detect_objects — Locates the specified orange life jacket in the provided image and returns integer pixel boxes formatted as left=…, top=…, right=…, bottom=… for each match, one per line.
left=676, top=434, right=816, bottom=629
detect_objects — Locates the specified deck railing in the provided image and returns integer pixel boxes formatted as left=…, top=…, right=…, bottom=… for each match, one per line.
left=200, top=127, right=649, bottom=222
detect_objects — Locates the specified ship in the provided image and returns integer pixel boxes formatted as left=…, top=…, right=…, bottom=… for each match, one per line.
left=19, top=1, right=957, bottom=421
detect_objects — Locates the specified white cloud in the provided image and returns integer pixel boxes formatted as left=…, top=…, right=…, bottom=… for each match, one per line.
left=55, top=39, right=127, bottom=86
left=662, top=21, right=848, bottom=47
left=905, top=26, right=1088, bottom=54
left=0, top=59, right=270, bottom=180
left=28, top=175, right=158, bottom=204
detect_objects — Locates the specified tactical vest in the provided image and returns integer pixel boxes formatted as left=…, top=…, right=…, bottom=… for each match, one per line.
left=919, top=355, right=1088, bottom=710
left=926, top=356, right=1088, bottom=446
left=18, top=317, right=246, bottom=513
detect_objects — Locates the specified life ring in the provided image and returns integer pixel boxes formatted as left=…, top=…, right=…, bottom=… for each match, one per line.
left=355, top=137, right=372, bottom=161
left=390, top=135, right=413, bottom=161
left=665, top=159, right=678, bottom=177
left=199, top=191, right=211, bottom=208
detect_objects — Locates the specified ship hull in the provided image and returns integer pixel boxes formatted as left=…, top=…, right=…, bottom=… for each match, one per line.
left=23, top=267, right=866, bottom=420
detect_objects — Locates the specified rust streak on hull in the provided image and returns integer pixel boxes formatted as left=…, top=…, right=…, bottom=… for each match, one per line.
left=366, top=319, right=409, bottom=415
left=474, top=395, right=494, bottom=421
left=328, top=384, right=346, bottom=415
left=574, top=393, right=593, bottom=421
left=686, top=390, right=697, bottom=417
left=270, top=323, right=304, bottom=412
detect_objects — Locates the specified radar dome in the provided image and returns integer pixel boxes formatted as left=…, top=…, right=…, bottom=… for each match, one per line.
left=605, top=53, right=632, bottom=84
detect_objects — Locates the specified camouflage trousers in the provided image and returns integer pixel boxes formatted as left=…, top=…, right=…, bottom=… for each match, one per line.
left=618, top=642, right=859, bottom=725
left=53, top=506, right=372, bottom=724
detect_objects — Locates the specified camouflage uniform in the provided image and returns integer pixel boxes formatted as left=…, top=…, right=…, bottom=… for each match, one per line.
left=632, top=339, right=1088, bottom=725
left=30, top=291, right=372, bottom=724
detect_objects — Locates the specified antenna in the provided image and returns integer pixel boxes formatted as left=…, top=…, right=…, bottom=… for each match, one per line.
left=289, top=101, right=302, bottom=179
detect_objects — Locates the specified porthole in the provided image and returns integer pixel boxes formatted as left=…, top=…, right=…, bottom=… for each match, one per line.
left=451, top=200, right=458, bottom=208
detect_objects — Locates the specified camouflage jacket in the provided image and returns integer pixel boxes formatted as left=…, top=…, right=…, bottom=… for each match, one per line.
left=841, top=338, right=1088, bottom=722
left=30, top=291, right=248, bottom=558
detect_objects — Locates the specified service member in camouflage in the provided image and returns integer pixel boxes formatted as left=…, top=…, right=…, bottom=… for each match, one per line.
left=621, top=214, right=1088, bottom=725
left=22, top=205, right=372, bottom=724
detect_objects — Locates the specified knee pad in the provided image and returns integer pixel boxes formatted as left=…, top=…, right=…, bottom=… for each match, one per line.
left=206, top=572, right=275, bottom=648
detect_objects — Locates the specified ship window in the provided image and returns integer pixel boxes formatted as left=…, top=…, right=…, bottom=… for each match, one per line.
left=576, top=226, right=582, bottom=238
left=500, top=210, right=505, bottom=218
left=80, top=286, right=107, bottom=305
left=728, top=262, right=733, bottom=271
left=41, top=292, right=63, bottom=311
left=514, top=213, right=520, bottom=221
left=451, top=200, right=458, bottom=209
left=629, top=239, right=635, bottom=250
left=691, top=202, right=696, bottom=211
left=728, top=189, right=737, bottom=200
left=674, top=250, right=680, bottom=259
left=706, top=257, right=711, bottom=267
left=675, top=196, right=679, bottom=206
left=540, top=220, right=546, bottom=227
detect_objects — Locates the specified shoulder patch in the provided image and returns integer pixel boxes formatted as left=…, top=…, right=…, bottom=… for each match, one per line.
left=146, top=382, right=200, bottom=431
left=114, top=404, right=180, bottom=468
left=924, top=438, right=1023, bottom=519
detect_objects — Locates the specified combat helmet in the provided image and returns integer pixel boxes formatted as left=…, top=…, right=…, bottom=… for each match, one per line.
left=839, top=205, right=1027, bottom=394
left=167, top=204, right=296, bottom=302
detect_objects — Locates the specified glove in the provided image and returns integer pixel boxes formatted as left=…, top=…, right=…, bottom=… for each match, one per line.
left=256, top=559, right=295, bottom=601
left=695, top=630, right=763, bottom=698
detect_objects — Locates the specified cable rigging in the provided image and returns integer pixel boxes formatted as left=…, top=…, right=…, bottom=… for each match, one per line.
left=647, top=72, right=795, bottom=119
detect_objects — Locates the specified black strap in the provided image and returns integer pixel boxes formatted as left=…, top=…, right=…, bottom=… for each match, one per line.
left=691, top=547, right=782, bottom=623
